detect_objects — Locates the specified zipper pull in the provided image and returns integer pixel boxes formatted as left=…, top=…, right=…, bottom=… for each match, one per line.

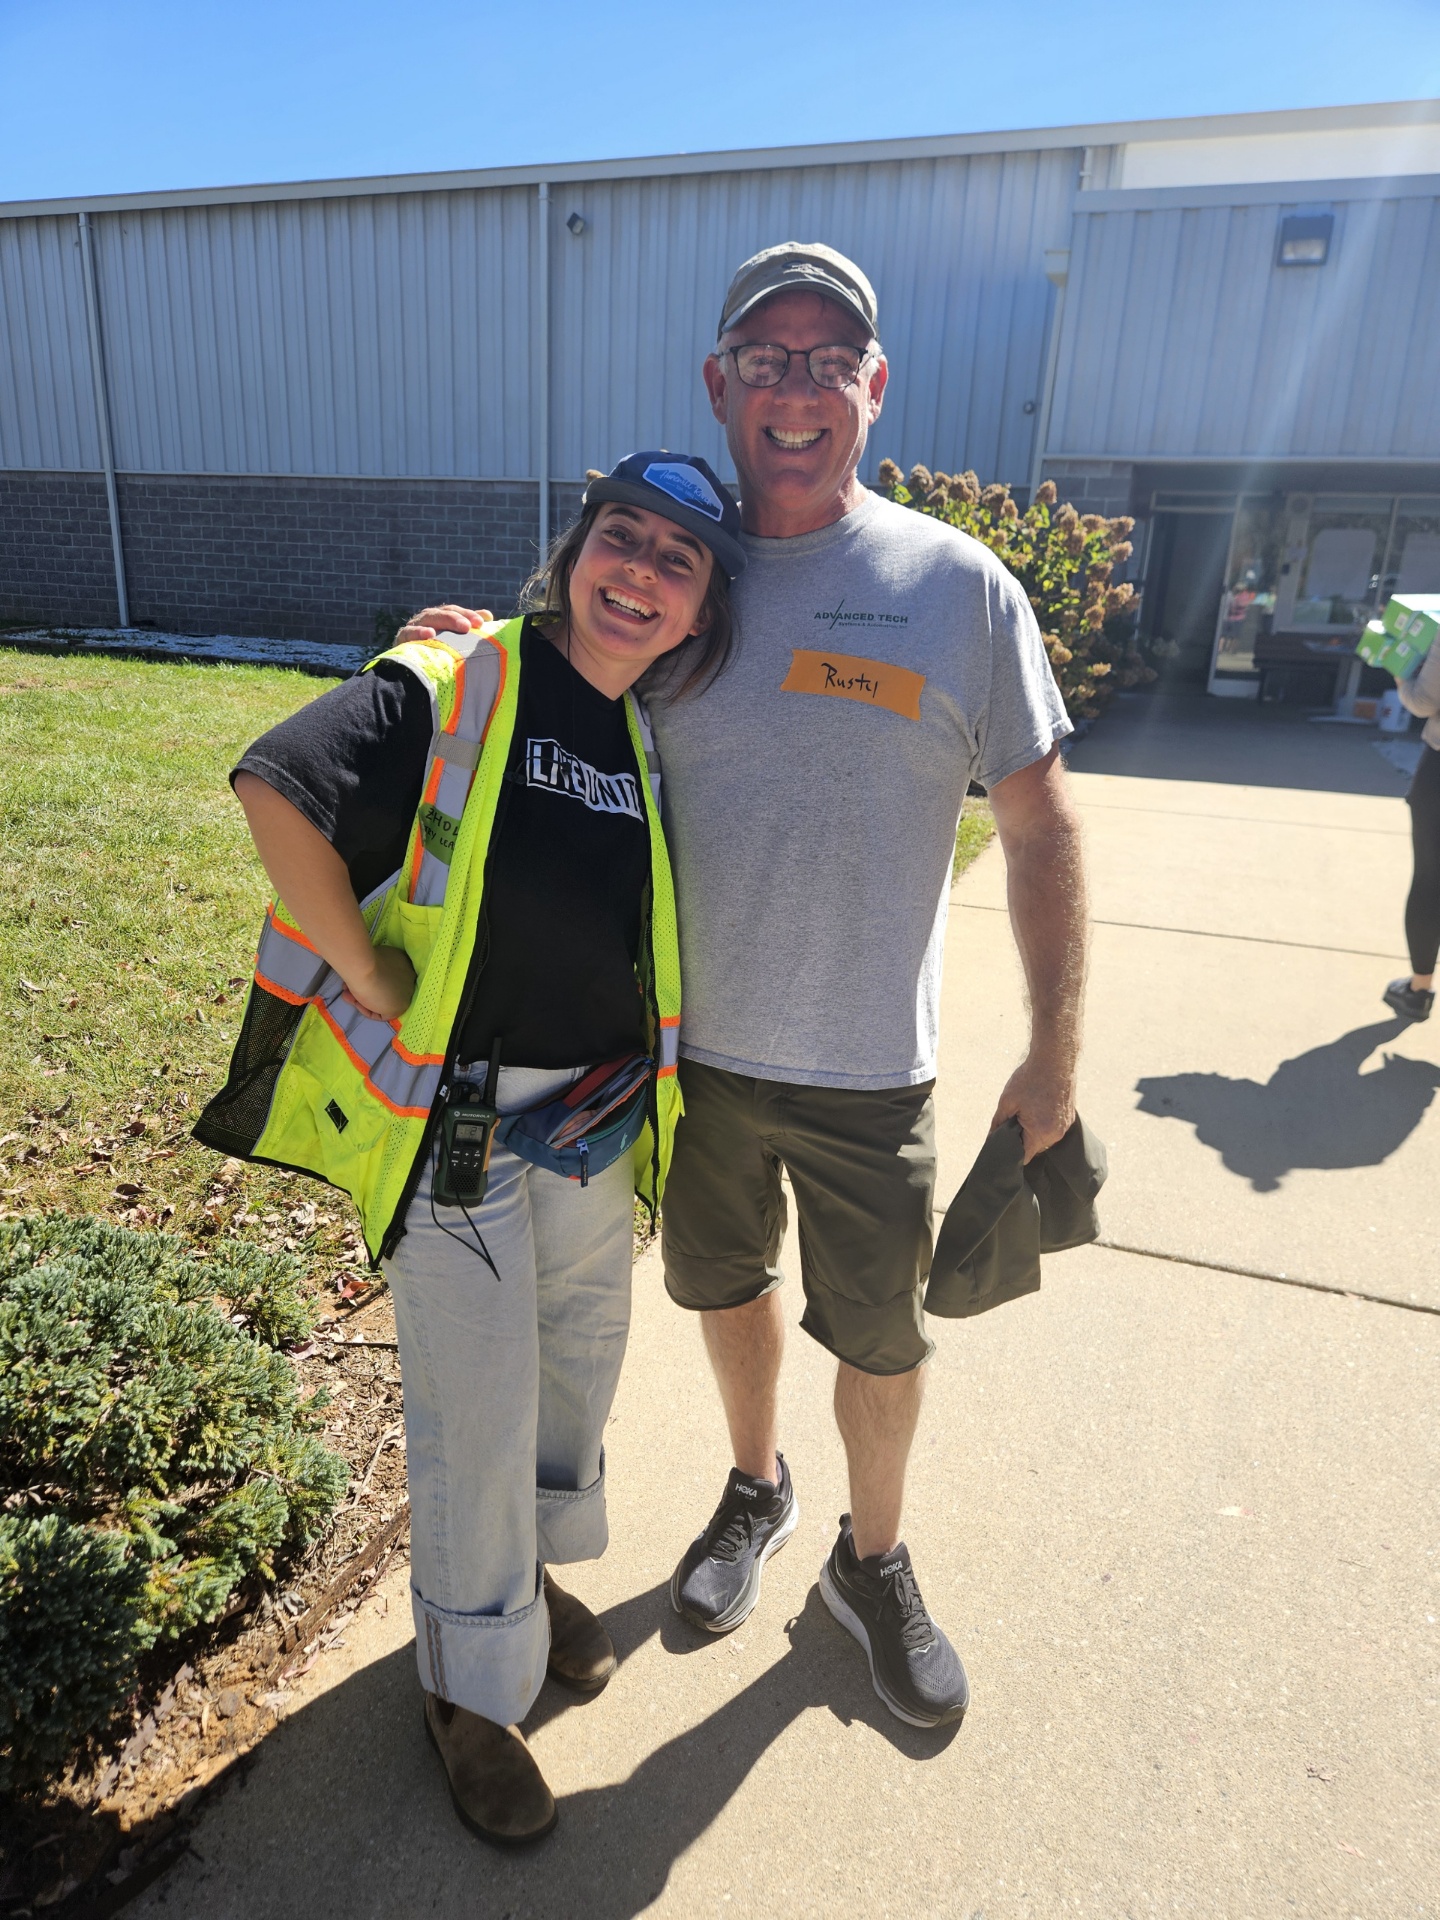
left=578, top=1140, right=589, bottom=1188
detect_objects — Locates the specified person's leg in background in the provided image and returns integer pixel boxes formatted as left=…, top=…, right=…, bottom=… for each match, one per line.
left=1387, top=744, right=1440, bottom=1021
left=1404, top=746, right=1440, bottom=988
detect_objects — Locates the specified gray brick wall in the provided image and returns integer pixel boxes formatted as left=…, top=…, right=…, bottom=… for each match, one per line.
left=1040, top=459, right=1136, bottom=521
left=0, top=472, right=121, bottom=627
left=1, top=472, right=591, bottom=649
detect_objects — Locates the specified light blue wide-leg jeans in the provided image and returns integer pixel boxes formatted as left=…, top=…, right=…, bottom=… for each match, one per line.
left=382, top=1065, right=634, bottom=1726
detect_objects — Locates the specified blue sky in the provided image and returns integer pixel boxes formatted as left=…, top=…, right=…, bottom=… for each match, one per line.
left=2, top=0, right=1438, bottom=203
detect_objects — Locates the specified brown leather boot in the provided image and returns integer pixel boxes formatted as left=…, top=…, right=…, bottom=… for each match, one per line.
left=423, top=1693, right=557, bottom=1846
left=544, top=1569, right=618, bottom=1693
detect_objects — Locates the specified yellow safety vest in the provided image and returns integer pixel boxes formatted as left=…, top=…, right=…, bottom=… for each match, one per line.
left=196, top=617, right=683, bottom=1261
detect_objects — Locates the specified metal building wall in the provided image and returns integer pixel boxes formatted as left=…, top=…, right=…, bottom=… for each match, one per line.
left=1046, top=176, right=1440, bottom=460
left=549, top=147, right=1079, bottom=484
left=2, top=147, right=1078, bottom=486
left=88, top=189, right=539, bottom=476
left=0, top=215, right=101, bottom=469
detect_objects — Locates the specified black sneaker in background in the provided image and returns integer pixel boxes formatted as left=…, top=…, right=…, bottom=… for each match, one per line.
left=819, top=1514, right=969, bottom=1729
left=670, top=1455, right=799, bottom=1633
left=1384, top=977, right=1434, bottom=1022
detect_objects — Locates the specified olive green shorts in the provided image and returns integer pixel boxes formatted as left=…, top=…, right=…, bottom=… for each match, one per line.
left=661, top=1059, right=937, bottom=1375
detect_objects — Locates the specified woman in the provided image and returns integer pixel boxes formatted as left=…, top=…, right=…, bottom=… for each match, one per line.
left=196, top=453, right=744, bottom=1845
left=1384, top=637, right=1440, bottom=1023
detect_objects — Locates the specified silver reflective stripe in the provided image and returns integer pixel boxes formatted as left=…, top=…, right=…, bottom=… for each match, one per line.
left=631, top=691, right=663, bottom=809
left=369, top=1049, right=443, bottom=1117
left=358, top=870, right=402, bottom=916
left=411, top=849, right=450, bottom=908
left=319, top=983, right=443, bottom=1117
left=255, top=913, right=331, bottom=1002
left=407, top=638, right=504, bottom=907
left=659, top=1023, right=680, bottom=1070
left=321, top=986, right=396, bottom=1068
left=434, top=733, right=481, bottom=770
left=432, top=760, right=471, bottom=820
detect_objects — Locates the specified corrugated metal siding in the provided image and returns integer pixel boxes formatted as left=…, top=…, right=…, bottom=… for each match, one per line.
left=0, top=216, right=100, bottom=469
left=1048, top=188, right=1440, bottom=458
left=90, top=190, right=536, bottom=475
left=550, top=148, right=1078, bottom=485
left=1, top=149, right=1077, bottom=481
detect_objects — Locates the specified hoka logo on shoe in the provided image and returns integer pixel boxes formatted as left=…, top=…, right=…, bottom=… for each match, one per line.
left=880, top=1558, right=905, bottom=1579
left=733, top=1483, right=758, bottom=1499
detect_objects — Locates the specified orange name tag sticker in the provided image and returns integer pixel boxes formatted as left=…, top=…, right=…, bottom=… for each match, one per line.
left=780, top=648, right=925, bottom=722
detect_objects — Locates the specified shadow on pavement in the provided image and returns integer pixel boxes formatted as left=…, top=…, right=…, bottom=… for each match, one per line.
left=161, top=1582, right=957, bottom=1918
left=1135, top=1019, right=1440, bottom=1192
left=1068, top=687, right=1412, bottom=797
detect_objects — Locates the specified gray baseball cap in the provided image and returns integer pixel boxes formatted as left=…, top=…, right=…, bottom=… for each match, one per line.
left=717, top=241, right=879, bottom=341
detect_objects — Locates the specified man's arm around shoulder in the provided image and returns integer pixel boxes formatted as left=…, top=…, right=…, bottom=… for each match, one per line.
left=985, top=744, right=1088, bottom=1161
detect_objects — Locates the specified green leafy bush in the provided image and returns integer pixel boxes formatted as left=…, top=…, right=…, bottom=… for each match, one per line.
left=0, top=1215, right=346, bottom=1792
left=876, top=463, right=1154, bottom=723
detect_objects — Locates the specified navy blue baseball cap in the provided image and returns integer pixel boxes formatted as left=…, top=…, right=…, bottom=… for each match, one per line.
left=584, top=451, right=746, bottom=581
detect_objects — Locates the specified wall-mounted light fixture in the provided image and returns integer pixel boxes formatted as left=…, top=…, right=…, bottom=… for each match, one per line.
left=566, top=211, right=587, bottom=236
left=1276, top=212, right=1333, bottom=266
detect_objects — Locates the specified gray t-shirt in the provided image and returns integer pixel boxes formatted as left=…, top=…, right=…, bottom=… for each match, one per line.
left=648, top=490, right=1071, bottom=1089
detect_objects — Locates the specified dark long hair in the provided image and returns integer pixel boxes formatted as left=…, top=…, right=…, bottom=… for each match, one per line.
left=518, top=501, right=734, bottom=700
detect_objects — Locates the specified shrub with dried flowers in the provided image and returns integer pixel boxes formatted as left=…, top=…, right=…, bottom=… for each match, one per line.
left=874, top=462, right=1155, bottom=722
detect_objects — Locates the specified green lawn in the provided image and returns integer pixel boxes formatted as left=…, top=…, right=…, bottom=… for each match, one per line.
left=0, top=646, right=998, bottom=1265
left=954, top=797, right=995, bottom=879
left=0, top=648, right=366, bottom=1280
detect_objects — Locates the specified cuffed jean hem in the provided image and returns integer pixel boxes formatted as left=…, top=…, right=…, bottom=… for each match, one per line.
left=413, top=1567, right=551, bottom=1726
left=537, top=1454, right=609, bottom=1565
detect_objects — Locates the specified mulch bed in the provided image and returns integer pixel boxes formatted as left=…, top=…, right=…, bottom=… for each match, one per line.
left=1, top=1285, right=411, bottom=1919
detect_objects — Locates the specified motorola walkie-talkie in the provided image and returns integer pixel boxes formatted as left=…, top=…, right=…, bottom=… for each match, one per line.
left=434, top=1039, right=502, bottom=1208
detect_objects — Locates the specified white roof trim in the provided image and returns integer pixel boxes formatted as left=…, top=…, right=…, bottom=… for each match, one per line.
left=1078, top=172, right=1440, bottom=212
left=1, top=98, right=1436, bottom=221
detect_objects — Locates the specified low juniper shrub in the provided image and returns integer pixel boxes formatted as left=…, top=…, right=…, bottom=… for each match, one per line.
left=0, top=1215, right=347, bottom=1793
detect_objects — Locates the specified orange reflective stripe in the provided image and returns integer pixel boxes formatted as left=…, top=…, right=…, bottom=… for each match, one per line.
left=268, top=910, right=320, bottom=953
left=314, top=998, right=373, bottom=1078
left=368, top=1050, right=441, bottom=1117
left=255, top=910, right=331, bottom=1001
left=447, top=656, right=467, bottom=733
left=405, top=821, right=426, bottom=902
left=254, top=970, right=313, bottom=1008
left=392, top=1033, right=445, bottom=1067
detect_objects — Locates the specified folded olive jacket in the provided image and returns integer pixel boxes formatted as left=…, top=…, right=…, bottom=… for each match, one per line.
left=924, top=1114, right=1108, bottom=1319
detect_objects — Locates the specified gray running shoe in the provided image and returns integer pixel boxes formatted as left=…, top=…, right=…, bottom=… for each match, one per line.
left=1384, top=977, right=1434, bottom=1022
left=819, top=1514, right=969, bottom=1729
left=670, top=1454, right=798, bottom=1633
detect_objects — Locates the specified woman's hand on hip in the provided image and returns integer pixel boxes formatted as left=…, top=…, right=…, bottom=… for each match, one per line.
left=343, top=946, right=418, bottom=1022
left=397, top=605, right=493, bottom=644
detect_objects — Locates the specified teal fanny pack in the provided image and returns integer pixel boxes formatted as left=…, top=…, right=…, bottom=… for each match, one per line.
left=497, top=1054, right=653, bottom=1186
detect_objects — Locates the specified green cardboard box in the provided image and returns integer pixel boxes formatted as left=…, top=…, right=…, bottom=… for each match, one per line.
left=1358, top=619, right=1429, bottom=678
left=1380, top=592, right=1440, bottom=647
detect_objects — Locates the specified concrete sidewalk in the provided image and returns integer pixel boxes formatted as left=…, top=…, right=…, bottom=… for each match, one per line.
left=136, top=692, right=1439, bottom=1920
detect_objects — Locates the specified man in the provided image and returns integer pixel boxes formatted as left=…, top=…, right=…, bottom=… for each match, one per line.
left=647, top=243, right=1087, bottom=1730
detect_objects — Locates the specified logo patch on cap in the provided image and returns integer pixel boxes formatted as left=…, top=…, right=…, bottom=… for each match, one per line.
left=644, top=461, right=724, bottom=522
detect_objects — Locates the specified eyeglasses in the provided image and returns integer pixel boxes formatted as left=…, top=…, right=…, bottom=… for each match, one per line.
left=723, top=342, right=877, bottom=391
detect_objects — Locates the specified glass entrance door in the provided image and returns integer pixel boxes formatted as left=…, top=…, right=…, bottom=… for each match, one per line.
left=1209, top=496, right=1283, bottom=695
left=1142, top=507, right=1236, bottom=685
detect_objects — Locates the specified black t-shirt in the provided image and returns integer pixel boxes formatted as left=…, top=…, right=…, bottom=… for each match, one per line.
left=235, top=624, right=651, bottom=1068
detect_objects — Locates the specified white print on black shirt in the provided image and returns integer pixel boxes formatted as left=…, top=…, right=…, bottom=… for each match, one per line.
left=524, top=738, right=643, bottom=821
